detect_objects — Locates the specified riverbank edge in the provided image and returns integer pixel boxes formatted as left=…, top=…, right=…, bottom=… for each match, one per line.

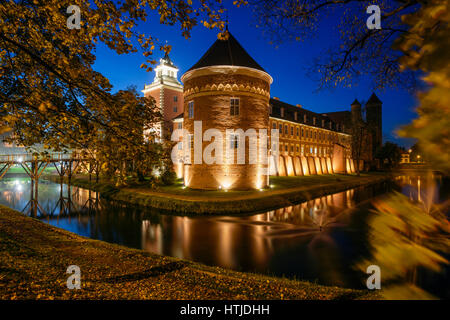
left=0, top=204, right=379, bottom=300
left=42, top=173, right=391, bottom=215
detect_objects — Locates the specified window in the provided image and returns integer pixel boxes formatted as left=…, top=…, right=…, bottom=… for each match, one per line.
left=230, top=134, right=239, bottom=149
left=301, top=145, right=304, bottom=155
left=189, top=134, right=194, bottom=149
left=304, top=114, right=307, bottom=123
left=285, top=145, right=288, bottom=152
left=302, top=128, right=304, bottom=137
left=230, top=98, right=240, bottom=116
left=174, top=96, right=178, bottom=102
left=294, top=112, right=298, bottom=121
left=279, top=124, right=282, bottom=134
left=284, top=125, right=288, bottom=134
left=296, top=127, right=299, bottom=136
left=296, top=145, right=299, bottom=152
left=173, top=106, right=177, bottom=113
left=313, top=117, right=316, bottom=125
left=177, top=122, right=182, bottom=129
left=281, top=107, right=284, bottom=117
left=291, top=126, right=294, bottom=136
left=291, top=146, right=294, bottom=152
left=314, top=131, right=316, bottom=139
left=188, top=101, right=194, bottom=119
left=178, top=142, right=183, bottom=150
left=272, top=122, right=276, bottom=130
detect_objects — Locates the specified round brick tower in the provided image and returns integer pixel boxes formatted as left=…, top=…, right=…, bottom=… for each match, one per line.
left=181, top=31, right=273, bottom=190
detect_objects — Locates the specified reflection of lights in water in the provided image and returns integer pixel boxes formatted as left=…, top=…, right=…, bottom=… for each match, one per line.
left=14, top=180, right=22, bottom=192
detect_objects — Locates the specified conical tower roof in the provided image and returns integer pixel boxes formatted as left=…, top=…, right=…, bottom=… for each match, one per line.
left=366, top=93, right=382, bottom=104
left=351, top=99, right=361, bottom=106
left=187, top=31, right=266, bottom=72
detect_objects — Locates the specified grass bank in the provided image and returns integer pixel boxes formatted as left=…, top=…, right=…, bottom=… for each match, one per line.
left=0, top=204, right=378, bottom=300
left=43, top=173, right=390, bottom=215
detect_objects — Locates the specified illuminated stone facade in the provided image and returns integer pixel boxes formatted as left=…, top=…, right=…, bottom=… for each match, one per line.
left=144, top=32, right=382, bottom=190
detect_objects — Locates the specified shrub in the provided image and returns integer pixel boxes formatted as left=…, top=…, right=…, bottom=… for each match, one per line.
left=161, top=169, right=176, bottom=186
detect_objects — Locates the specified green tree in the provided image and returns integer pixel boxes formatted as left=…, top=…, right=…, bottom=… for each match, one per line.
left=376, top=141, right=402, bottom=168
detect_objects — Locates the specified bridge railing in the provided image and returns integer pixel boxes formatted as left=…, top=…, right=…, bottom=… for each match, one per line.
left=0, top=152, right=80, bottom=162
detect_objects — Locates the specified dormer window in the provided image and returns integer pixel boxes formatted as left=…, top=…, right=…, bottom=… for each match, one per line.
left=281, top=107, right=284, bottom=117
left=303, top=114, right=307, bottom=123
left=294, top=112, right=298, bottom=121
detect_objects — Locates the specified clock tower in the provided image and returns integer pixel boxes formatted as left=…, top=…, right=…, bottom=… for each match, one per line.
left=142, top=52, right=184, bottom=139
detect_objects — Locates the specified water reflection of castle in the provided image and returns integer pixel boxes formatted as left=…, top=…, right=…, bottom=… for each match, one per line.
left=140, top=188, right=358, bottom=269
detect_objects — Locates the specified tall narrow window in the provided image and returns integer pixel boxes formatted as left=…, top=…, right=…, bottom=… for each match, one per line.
left=294, top=112, right=298, bottom=121
left=281, top=107, right=284, bottom=117
left=189, top=134, right=194, bottom=149
left=291, top=126, right=294, bottom=136
left=177, top=122, right=182, bottom=129
left=230, top=134, right=239, bottom=149
left=174, top=96, right=178, bottom=102
left=173, top=106, right=177, bottom=113
left=230, top=98, right=240, bottom=116
left=279, top=124, right=282, bottom=134
left=188, top=101, right=194, bottom=119
left=303, top=114, right=307, bottom=123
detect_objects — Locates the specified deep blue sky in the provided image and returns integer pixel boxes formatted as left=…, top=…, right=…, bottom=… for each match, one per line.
left=93, top=3, right=418, bottom=148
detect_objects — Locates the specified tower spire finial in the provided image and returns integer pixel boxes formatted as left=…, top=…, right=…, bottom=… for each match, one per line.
left=225, top=10, right=229, bottom=31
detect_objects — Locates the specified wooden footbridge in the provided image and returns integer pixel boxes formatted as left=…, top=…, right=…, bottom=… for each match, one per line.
left=0, top=152, right=99, bottom=182
left=1, top=152, right=100, bottom=217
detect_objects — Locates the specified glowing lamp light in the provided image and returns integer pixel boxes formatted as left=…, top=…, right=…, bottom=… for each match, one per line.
left=270, top=185, right=274, bottom=189
left=220, top=181, right=231, bottom=191
left=17, top=157, right=23, bottom=163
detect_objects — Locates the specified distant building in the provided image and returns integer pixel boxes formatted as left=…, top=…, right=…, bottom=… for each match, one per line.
left=400, top=152, right=410, bottom=164
left=143, top=31, right=383, bottom=190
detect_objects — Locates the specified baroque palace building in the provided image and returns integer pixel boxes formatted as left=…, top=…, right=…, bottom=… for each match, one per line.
left=143, top=31, right=382, bottom=190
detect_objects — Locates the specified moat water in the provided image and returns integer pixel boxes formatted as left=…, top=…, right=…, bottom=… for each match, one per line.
left=1, top=172, right=449, bottom=298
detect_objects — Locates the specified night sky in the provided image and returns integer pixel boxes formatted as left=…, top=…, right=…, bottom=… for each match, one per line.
left=93, top=3, right=418, bottom=148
